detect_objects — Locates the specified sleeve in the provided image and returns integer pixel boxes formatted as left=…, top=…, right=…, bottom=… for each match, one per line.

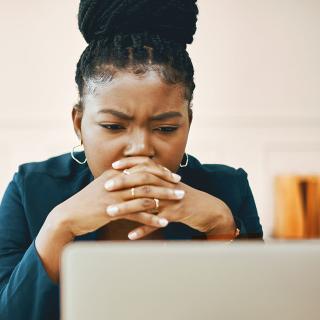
left=0, top=172, right=60, bottom=320
left=233, top=168, right=264, bottom=240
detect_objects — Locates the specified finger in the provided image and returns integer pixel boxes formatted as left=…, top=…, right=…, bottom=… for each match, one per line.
left=119, top=212, right=169, bottom=228
left=128, top=225, right=159, bottom=240
left=100, top=168, right=123, bottom=180
left=127, top=209, right=180, bottom=240
left=106, top=198, right=162, bottom=217
left=104, top=171, right=177, bottom=191
left=122, top=163, right=181, bottom=184
left=118, top=185, right=185, bottom=201
left=135, top=205, right=186, bottom=233
left=112, top=157, right=181, bottom=182
left=112, top=156, right=157, bottom=170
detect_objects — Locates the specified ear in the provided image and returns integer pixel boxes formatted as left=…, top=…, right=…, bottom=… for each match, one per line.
left=72, top=104, right=83, bottom=141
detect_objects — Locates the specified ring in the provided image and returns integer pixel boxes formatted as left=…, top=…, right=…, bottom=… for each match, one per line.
left=131, top=187, right=135, bottom=199
left=154, top=198, right=160, bottom=209
left=123, top=169, right=130, bottom=175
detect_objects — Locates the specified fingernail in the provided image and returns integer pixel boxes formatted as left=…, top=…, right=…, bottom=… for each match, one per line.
left=172, top=173, right=181, bottom=182
left=159, top=218, right=169, bottom=227
left=128, top=231, right=138, bottom=240
left=112, top=160, right=123, bottom=169
left=106, top=205, right=119, bottom=216
left=174, top=189, right=185, bottom=199
left=104, top=179, right=115, bottom=190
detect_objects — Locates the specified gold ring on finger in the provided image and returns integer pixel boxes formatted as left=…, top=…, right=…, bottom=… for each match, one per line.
left=154, top=198, right=160, bottom=209
left=131, top=187, right=135, bottom=199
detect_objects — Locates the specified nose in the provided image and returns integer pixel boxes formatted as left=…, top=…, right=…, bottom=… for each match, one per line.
left=123, top=128, right=155, bottom=158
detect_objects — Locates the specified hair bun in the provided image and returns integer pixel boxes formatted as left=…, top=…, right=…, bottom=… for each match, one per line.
left=78, top=0, right=198, bottom=45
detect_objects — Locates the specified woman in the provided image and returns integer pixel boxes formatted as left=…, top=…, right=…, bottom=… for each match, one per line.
left=0, top=0, right=263, bottom=319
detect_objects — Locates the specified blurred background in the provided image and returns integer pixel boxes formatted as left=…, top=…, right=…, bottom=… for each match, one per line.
left=0, top=0, right=319, bottom=240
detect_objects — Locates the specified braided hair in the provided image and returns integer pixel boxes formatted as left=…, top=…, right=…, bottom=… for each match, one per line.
left=75, top=0, right=199, bottom=121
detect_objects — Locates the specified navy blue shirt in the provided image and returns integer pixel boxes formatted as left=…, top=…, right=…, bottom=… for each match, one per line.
left=0, top=152, right=263, bottom=320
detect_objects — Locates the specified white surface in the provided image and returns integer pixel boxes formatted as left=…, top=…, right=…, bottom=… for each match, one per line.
left=61, top=241, right=320, bottom=320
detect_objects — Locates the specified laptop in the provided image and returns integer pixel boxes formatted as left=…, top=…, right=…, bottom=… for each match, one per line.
left=61, top=240, right=320, bottom=320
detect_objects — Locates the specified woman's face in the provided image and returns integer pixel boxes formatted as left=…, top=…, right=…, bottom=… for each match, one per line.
left=72, top=70, right=191, bottom=179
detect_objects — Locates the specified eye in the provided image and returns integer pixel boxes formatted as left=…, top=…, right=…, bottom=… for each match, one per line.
left=154, top=126, right=179, bottom=133
left=100, top=124, right=125, bottom=131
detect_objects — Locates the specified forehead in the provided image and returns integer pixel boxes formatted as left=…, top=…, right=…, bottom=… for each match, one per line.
left=83, top=70, right=187, bottom=114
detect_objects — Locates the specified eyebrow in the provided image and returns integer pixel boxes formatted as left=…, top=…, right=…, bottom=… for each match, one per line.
left=97, top=108, right=183, bottom=121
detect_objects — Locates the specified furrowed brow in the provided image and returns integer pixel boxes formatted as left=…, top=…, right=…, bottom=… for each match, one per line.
left=150, top=112, right=183, bottom=121
left=97, top=109, right=133, bottom=120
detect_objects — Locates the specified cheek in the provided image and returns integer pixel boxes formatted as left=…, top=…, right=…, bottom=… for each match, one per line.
left=157, top=129, right=189, bottom=173
left=82, top=126, right=125, bottom=178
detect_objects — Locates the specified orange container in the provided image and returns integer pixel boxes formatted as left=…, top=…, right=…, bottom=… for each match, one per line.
left=273, top=175, right=320, bottom=239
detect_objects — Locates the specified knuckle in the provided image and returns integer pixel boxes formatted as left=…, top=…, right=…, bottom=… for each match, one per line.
left=141, top=172, right=151, bottom=182
left=140, top=213, right=152, bottom=225
left=134, top=212, right=144, bottom=223
left=141, top=198, right=154, bottom=209
left=118, top=175, right=125, bottom=186
left=144, top=158, right=153, bottom=166
left=162, top=165, right=171, bottom=176
left=150, top=214, right=158, bottom=224
left=121, top=203, right=128, bottom=213
left=145, top=214, right=156, bottom=226
left=141, top=185, right=152, bottom=195
left=140, top=164, right=149, bottom=171
left=175, top=201, right=183, bottom=211
left=140, top=212, right=149, bottom=220
left=129, top=213, right=140, bottom=222
left=101, top=170, right=114, bottom=181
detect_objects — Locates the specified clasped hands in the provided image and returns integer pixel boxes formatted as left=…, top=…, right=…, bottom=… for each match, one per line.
left=104, top=156, right=236, bottom=240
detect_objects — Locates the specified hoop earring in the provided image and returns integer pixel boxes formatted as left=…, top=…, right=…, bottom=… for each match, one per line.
left=180, top=153, right=189, bottom=168
left=71, top=143, right=87, bottom=165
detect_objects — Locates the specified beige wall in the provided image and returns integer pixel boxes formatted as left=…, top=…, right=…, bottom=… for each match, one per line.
left=1, top=0, right=319, bottom=238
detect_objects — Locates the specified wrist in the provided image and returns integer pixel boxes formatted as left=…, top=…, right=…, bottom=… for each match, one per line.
left=45, top=207, right=75, bottom=242
left=35, top=208, right=75, bottom=283
left=205, top=204, right=238, bottom=241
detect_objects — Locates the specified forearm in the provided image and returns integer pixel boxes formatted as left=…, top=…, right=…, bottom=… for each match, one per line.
left=0, top=241, right=60, bottom=320
left=35, top=209, right=75, bottom=283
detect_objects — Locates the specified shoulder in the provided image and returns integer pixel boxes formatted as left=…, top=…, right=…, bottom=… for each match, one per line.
left=178, top=154, right=251, bottom=209
left=201, top=162, right=249, bottom=193
left=202, top=163, right=247, bottom=179
left=179, top=154, right=263, bottom=239
left=12, top=151, right=92, bottom=207
left=180, top=154, right=248, bottom=190
left=16, top=151, right=88, bottom=180
left=7, top=152, right=92, bottom=237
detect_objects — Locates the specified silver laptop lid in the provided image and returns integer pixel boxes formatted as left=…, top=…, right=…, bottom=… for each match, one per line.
left=61, top=241, right=320, bottom=320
